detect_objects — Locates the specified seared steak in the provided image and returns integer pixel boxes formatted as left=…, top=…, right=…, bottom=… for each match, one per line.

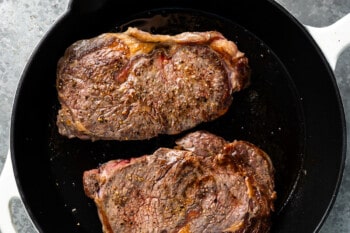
left=57, top=28, right=250, bottom=141
left=83, top=131, right=276, bottom=233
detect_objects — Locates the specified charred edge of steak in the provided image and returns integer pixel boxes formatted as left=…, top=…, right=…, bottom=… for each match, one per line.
left=233, top=56, right=251, bottom=91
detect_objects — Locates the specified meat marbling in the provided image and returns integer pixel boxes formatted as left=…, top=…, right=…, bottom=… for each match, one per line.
left=83, top=131, right=276, bottom=233
left=56, top=28, right=250, bottom=141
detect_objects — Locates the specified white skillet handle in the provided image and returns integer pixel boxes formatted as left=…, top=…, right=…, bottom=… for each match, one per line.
left=305, top=13, right=350, bottom=71
left=0, top=150, right=21, bottom=233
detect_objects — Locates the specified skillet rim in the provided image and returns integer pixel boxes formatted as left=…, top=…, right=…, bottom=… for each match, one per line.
left=10, top=0, right=346, bottom=232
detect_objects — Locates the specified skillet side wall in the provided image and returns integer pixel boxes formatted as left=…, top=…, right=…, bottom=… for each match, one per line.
left=194, top=1, right=345, bottom=231
left=250, top=3, right=346, bottom=232
left=10, top=12, right=85, bottom=232
left=10, top=0, right=345, bottom=233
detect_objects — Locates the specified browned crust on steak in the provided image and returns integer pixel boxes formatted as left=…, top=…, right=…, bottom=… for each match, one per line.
left=175, top=130, right=227, bottom=157
left=83, top=131, right=276, bottom=233
left=56, top=28, right=250, bottom=141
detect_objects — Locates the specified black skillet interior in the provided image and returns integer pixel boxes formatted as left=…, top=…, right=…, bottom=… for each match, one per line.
left=11, top=0, right=345, bottom=233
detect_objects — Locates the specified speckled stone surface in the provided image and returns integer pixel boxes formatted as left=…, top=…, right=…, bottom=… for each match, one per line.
left=0, top=0, right=349, bottom=232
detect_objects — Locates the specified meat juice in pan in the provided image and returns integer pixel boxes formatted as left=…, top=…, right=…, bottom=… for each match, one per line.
left=47, top=9, right=305, bottom=232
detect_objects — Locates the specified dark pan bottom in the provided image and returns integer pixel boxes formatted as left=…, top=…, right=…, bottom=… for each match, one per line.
left=47, top=9, right=305, bottom=232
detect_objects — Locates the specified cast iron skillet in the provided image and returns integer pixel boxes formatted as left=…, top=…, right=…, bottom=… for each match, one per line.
left=10, top=0, right=346, bottom=232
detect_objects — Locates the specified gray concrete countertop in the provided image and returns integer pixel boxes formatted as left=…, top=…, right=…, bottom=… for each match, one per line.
left=0, top=0, right=349, bottom=232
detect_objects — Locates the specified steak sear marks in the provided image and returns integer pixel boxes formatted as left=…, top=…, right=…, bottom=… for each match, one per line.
left=56, top=28, right=250, bottom=141
left=83, top=131, right=276, bottom=233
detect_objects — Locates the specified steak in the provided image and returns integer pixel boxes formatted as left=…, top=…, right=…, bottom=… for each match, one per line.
left=56, top=27, right=250, bottom=141
left=83, top=131, right=276, bottom=233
